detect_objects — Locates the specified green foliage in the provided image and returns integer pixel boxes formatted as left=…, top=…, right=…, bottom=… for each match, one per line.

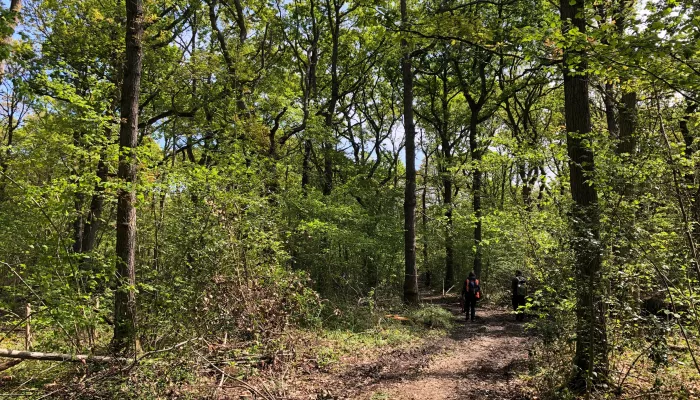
left=410, top=305, right=454, bottom=329
left=2, top=0, right=700, bottom=396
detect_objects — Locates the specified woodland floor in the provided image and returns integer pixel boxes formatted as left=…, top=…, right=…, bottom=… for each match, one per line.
left=263, top=295, right=535, bottom=400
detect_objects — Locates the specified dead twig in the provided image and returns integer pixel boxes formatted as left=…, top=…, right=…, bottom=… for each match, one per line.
left=195, top=350, right=274, bottom=400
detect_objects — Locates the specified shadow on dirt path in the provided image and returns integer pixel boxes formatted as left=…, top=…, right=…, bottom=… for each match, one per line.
left=348, top=297, right=534, bottom=400
left=277, top=295, right=535, bottom=400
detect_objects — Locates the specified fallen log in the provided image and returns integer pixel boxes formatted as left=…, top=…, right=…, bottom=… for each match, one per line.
left=0, top=348, right=128, bottom=363
left=0, top=359, right=22, bottom=372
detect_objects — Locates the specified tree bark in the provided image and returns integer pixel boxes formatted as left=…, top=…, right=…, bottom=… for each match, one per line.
left=72, top=195, right=85, bottom=253
left=323, top=142, right=333, bottom=196
left=469, top=116, right=483, bottom=279
left=442, top=138, right=455, bottom=288
left=602, top=82, right=618, bottom=137
left=561, top=0, right=608, bottom=390
left=112, top=0, right=144, bottom=355
left=616, top=91, right=637, bottom=156
left=438, top=73, right=456, bottom=288
left=321, top=0, right=341, bottom=196
left=422, top=151, right=430, bottom=287
left=401, top=0, right=419, bottom=305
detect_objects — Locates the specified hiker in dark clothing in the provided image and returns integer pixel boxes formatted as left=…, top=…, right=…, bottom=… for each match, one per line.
left=461, top=272, right=481, bottom=322
left=512, top=270, right=527, bottom=321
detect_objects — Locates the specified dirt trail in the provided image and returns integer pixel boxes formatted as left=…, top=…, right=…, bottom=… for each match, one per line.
left=355, top=304, right=532, bottom=400
left=291, top=298, right=533, bottom=400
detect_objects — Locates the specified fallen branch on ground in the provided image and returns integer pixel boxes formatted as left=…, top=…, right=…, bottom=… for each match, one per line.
left=385, top=314, right=412, bottom=323
left=0, top=348, right=128, bottom=363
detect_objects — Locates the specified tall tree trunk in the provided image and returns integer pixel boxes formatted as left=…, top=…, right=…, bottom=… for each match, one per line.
left=112, top=0, right=144, bottom=354
left=596, top=4, right=618, bottom=139
left=0, top=114, right=14, bottom=200
left=82, top=153, right=109, bottom=257
left=0, top=0, right=22, bottom=81
left=444, top=175, right=454, bottom=287
left=71, top=131, right=86, bottom=254
left=0, top=0, right=22, bottom=200
left=401, top=0, right=418, bottom=304
left=614, top=0, right=636, bottom=160
left=442, top=139, right=455, bottom=288
left=617, top=91, right=637, bottom=156
left=469, top=116, right=483, bottom=279
left=322, top=0, right=340, bottom=196
left=561, top=0, right=607, bottom=390
left=422, top=152, right=430, bottom=287
left=439, top=74, right=455, bottom=288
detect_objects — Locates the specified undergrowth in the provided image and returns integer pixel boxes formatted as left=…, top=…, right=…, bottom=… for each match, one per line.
left=0, top=295, right=448, bottom=399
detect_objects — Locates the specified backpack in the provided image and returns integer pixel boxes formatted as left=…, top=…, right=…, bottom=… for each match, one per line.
left=467, top=278, right=481, bottom=300
left=516, top=276, right=527, bottom=296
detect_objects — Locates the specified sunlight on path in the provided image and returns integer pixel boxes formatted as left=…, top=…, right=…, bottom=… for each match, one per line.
left=360, top=307, right=530, bottom=400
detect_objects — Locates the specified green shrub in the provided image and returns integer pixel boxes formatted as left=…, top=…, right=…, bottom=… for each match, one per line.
left=410, top=305, right=454, bottom=329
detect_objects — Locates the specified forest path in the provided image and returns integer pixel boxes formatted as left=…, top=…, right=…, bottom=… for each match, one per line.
left=352, top=298, right=532, bottom=400
left=289, top=296, right=535, bottom=400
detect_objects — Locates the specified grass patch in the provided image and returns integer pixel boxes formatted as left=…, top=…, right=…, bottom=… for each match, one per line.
left=305, top=317, right=446, bottom=373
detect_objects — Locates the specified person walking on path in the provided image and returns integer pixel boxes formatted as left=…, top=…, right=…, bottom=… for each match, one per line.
left=461, top=272, right=481, bottom=322
left=512, top=270, right=527, bottom=321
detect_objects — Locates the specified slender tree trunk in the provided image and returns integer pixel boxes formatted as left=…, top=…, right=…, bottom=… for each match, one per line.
left=322, top=0, right=340, bottom=196
left=112, top=0, right=144, bottom=354
left=444, top=176, right=454, bottom=287
left=0, top=117, right=14, bottom=200
left=469, top=116, right=483, bottom=279
left=323, top=142, right=333, bottom=196
left=614, top=0, right=636, bottom=160
left=301, top=139, right=312, bottom=194
left=603, top=82, right=618, bottom=137
left=561, top=0, right=607, bottom=390
left=615, top=89, right=637, bottom=250
left=72, top=194, right=85, bottom=253
left=617, top=91, right=637, bottom=156
left=401, top=0, right=418, bottom=304
left=536, top=165, right=547, bottom=210
left=519, top=164, right=533, bottom=211
left=422, top=152, right=429, bottom=287
left=442, top=140, right=455, bottom=287
left=439, top=74, right=455, bottom=287
left=71, top=131, right=86, bottom=254
left=83, top=153, right=109, bottom=256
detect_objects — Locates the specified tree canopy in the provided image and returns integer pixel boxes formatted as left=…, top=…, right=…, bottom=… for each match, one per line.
left=1, top=0, right=700, bottom=397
